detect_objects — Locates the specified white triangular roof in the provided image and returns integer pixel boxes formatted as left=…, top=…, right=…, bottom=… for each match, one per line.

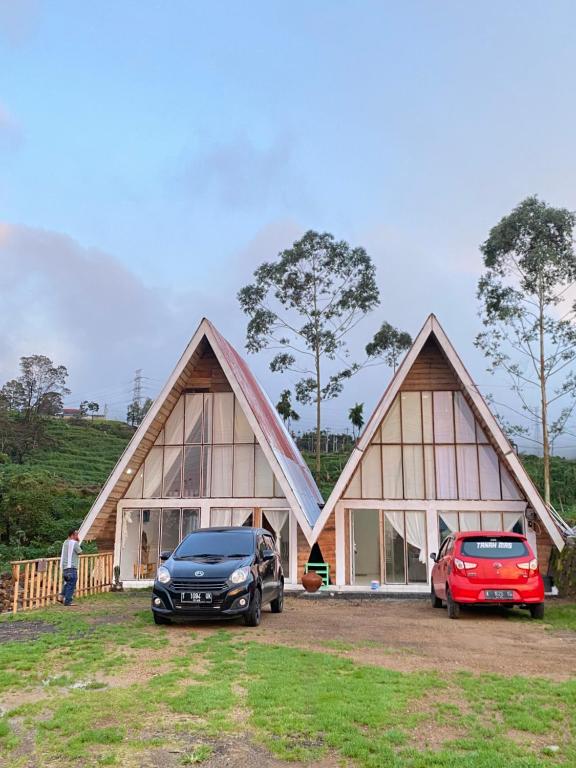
left=311, top=314, right=565, bottom=551
left=80, top=318, right=323, bottom=545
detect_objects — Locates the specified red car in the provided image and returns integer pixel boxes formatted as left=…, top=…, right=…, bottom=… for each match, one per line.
left=430, top=531, right=545, bottom=619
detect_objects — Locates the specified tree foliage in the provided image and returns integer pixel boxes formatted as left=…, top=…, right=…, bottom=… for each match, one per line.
left=276, top=389, right=300, bottom=428
left=238, top=230, right=380, bottom=475
left=476, top=195, right=576, bottom=504
left=365, top=322, right=412, bottom=372
left=126, top=397, right=153, bottom=427
left=0, top=355, right=70, bottom=420
left=348, top=402, right=364, bottom=439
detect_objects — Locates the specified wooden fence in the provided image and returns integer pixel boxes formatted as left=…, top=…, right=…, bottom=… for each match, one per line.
left=10, top=552, right=114, bottom=613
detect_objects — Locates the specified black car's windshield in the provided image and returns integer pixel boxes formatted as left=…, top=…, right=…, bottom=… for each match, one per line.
left=460, top=537, right=529, bottom=559
left=174, top=531, right=254, bottom=559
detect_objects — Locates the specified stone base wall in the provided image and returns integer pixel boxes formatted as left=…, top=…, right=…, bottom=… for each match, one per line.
left=551, top=536, right=576, bottom=598
left=0, top=572, right=14, bottom=613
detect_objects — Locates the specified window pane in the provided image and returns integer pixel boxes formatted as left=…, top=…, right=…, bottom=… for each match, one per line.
left=344, top=466, right=362, bottom=498
left=120, top=509, right=141, bottom=581
left=352, top=509, right=380, bottom=585
left=401, top=392, right=422, bottom=443
left=140, top=508, right=160, bottom=578
left=380, top=397, right=401, bottom=442
left=435, top=445, right=457, bottom=499
left=454, top=393, right=476, bottom=443
left=162, top=447, right=182, bottom=498
left=183, top=446, right=201, bottom=497
left=211, top=445, right=233, bottom=496
left=125, top=466, right=143, bottom=499
left=213, top=393, right=234, bottom=444
left=234, top=402, right=254, bottom=443
left=382, top=445, right=403, bottom=498
left=424, top=445, right=436, bottom=499
left=501, top=464, right=522, bottom=500
left=405, top=511, right=427, bottom=583
left=478, top=445, right=501, bottom=499
left=439, top=512, right=458, bottom=542
left=433, top=392, right=454, bottom=443
left=273, top=474, right=283, bottom=498
left=504, top=512, right=524, bottom=533
left=476, top=423, right=489, bottom=443
left=143, top=447, right=163, bottom=498
left=481, top=512, right=502, bottom=531
left=161, top=508, right=181, bottom=552
left=384, top=512, right=405, bottom=583
left=233, top=445, right=255, bottom=496
left=203, top=394, right=213, bottom=443
left=255, top=445, right=274, bottom=497
left=202, top=446, right=211, bottom=496
left=361, top=445, right=382, bottom=498
left=182, top=508, right=200, bottom=537
left=422, top=392, right=434, bottom=443
left=164, top=396, right=184, bottom=445
left=184, top=394, right=203, bottom=443
left=459, top=511, right=480, bottom=531
left=456, top=445, right=479, bottom=499
left=403, top=445, right=424, bottom=499
left=210, top=507, right=231, bottom=526
left=232, top=508, right=253, bottom=526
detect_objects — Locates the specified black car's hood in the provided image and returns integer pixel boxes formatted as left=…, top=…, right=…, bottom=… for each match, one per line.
left=167, top=556, right=252, bottom=579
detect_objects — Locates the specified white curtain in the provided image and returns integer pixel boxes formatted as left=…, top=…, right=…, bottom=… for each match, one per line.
left=459, top=512, right=480, bottom=531
left=440, top=512, right=458, bottom=533
left=504, top=512, right=523, bottom=531
left=385, top=511, right=427, bottom=564
left=232, top=508, right=253, bottom=526
left=164, top=395, right=185, bottom=445
left=264, top=510, right=289, bottom=549
left=210, top=508, right=231, bottom=526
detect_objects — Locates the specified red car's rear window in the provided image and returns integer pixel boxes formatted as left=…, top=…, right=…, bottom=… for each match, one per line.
left=460, top=537, right=529, bottom=559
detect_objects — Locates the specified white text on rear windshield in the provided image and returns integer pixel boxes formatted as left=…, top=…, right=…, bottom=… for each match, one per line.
left=461, top=538, right=529, bottom=559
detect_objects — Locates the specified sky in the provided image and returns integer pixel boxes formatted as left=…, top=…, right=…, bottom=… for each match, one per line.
left=1, top=1, right=576, bottom=451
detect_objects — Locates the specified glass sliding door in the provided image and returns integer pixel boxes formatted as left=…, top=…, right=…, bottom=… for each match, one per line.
left=160, top=508, right=181, bottom=553
left=352, top=509, right=380, bottom=586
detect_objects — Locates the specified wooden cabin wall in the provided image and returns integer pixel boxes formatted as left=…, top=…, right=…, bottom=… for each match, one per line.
left=401, top=337, right=459, bottom=391
left=296, top=515, right=336, bottom=585
left=535, top=524, right=554, bottom=574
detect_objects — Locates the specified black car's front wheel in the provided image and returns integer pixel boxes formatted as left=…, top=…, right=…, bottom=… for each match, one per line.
left=270, top=581, right=284, bottom=613
left=244, top=589, right=262, bottom=627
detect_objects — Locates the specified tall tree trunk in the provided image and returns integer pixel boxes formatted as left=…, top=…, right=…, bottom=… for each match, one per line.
left=315, top=345, right=321, bottom=478
left=538, top=299, right=551, bottom=506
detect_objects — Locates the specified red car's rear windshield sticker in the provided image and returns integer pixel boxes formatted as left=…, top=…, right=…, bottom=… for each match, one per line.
left=461, top=539, right=529, bottom=559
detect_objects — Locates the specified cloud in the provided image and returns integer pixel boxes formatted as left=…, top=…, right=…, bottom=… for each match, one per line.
left=182, top=134, right=305, bottom=211
left=0, top=222, right=220, bottom=415
left=0, top=103, right=23, bottom=150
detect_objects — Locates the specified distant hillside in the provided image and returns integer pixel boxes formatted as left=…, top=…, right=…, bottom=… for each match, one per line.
left=25, top=418, right=134, bottom=489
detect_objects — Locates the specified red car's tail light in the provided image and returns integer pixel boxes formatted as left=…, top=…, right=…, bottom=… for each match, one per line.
left=454, top=558, right=477, bottom=571
left=517, top=558, right=538, bottom=574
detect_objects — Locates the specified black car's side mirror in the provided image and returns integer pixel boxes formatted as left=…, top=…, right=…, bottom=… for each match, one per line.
left=160, top=550, right=173, bottom=561
left=429, top=553, right=437, bottom=562
left=262, top=548, right=275, bottom=561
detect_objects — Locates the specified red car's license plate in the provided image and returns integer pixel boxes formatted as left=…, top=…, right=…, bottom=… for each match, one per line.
left=484, top=590, right=514, bottom=600
left=181, top=591, right=212, bottom=604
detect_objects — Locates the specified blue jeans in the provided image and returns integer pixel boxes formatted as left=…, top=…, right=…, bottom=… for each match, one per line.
left=61, top=568, right=78, bottom=605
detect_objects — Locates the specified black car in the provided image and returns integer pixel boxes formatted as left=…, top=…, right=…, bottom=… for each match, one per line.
left=151, top=527, right=284, bottom=626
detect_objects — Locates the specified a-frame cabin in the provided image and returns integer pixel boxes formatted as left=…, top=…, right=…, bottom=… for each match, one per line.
left=308, top=314, right=565, bottom=592
left=79, top=318, right=323, bottom=588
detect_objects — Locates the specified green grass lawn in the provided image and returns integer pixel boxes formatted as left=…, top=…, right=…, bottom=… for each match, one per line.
left=0, top=593, right=575, bottom=767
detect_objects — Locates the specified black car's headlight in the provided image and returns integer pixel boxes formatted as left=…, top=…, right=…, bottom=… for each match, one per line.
left=229, top=566, right=251, bottom=585
left=156, top=566, right=171, bottom=584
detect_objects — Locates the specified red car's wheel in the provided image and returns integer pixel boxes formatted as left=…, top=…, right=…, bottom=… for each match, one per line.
left=446, top=588, right=460, bottom=619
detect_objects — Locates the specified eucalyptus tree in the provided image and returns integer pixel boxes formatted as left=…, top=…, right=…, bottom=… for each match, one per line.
left=276, top=389, right=300, bottom=429
left=238, top=230, right=381, bottom=476
left=476, top=196, right=576, bottom=505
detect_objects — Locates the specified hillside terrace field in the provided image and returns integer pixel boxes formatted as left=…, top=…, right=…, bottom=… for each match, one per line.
left=0, top=592, right=575, bottom=768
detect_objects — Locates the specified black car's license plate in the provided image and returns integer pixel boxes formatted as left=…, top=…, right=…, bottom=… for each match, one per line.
left=181, top=591, right=213, bottom=604
left=484, top=590, right=514, bottom=600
